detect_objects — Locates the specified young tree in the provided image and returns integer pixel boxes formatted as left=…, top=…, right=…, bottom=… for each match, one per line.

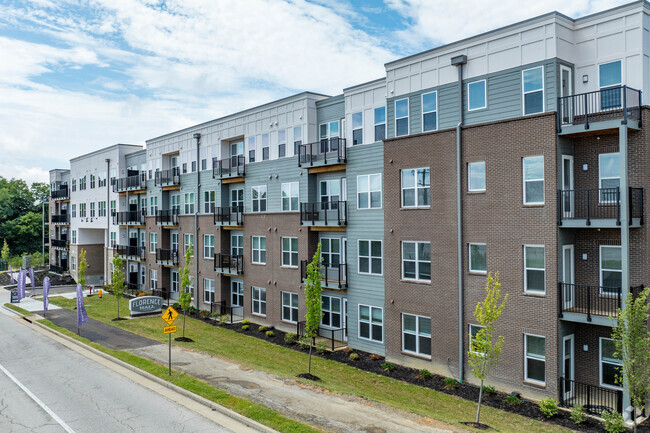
left=1, top=239, right=9, bottom=262
left=178, top=244, right=193, bottom=340
left=303, top=243, right=323, bottom=376
left=110, top=254, right=125, bottom=320
left=78, top=248, right=87, bottom=288
left=468, top=271, right=508, bottom=425
left=611, top=287, right=650, bottom=433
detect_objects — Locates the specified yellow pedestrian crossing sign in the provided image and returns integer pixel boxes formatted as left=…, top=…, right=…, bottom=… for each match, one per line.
left=162, top=306, right=178, bottom=325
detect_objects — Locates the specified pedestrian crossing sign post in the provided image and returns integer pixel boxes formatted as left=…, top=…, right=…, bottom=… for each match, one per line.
left=161, top=306, right=179, bottom=376
left=162, top=306, right=178, bottom=326
left=163, top=325, right=177, bottom=334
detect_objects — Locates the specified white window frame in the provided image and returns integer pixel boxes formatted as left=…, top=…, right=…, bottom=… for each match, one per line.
left=524, top=245, right=545, bottom=294
left=352, top=111, right=363, bottom=145
left=184, top=233, right=194, bottom=255
left=149, top=232, right=157, bottom=253
left=357, top=173, right=382, bottom=210
left=358, top=304, right=383, bottom=343
left=401, top=241, right=431, bottom=282
left=522, top=156, right=545, bottom=205
left=468, top=161, right=486, bottom=192
left=401, top=168, right=430, bottom=208
left=374, top=106, right=386, bottom=142
left=598, top=60, right=622, bottom=93
left=522, top=66, right=545, bottom=115
left=203, top=234, right=214, bottom=259
left=281, top=237, right=298, bottom=267
left=251, top=185, right=267, bottom=213
left=281, top=291, right=299, bottom=323
left=421, top=91, right=438, bottom=132
left=150, top=269, right=158, bottom=290
left=252, top=236, right=266, bottom=264
left=394, top=98, right=409, bottom=137
left=278, top=129, right=287, bottom=158
left=281, top=182, right=299, bottom=212
left=599, top=337, right=623, bottom=390
left=599, top=245, right=622, bottom=295
left=358, top=239, right=382, bottom=276
left=71, top=230, right=77, bottom=244
left=524, top=333, right=546, bottom=385
left=184, top=193, right=194, bottom=214
left=71, top=256, right=76, bottom=271
left=321, top=295, right=342, bottom=329
left=401, top=313, right=431, bottom=358
left=467, top=80, right=487, bottom=111
left=468, top=243, right=487, bottom=274
left=231, top=280, right=243, bottom=307
left=203, top=278, right=215, bottom=303
left=252, top=286, right=266, bottom=316
left=468, top=324, right=485, bottom=354
left=598, top=152, right=620, bottom=204
left=204, top=190, right=215, bottom=214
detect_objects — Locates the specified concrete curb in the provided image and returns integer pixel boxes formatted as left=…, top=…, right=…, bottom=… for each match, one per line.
left=29, top=316, right=279, bottom=433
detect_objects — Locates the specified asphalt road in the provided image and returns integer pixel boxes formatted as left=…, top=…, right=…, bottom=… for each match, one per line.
left=0, top=311, right=237, bottom=433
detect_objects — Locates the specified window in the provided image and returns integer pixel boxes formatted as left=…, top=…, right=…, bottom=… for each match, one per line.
left=402, top=313, right=431, bottom=357
left=231, top=234, right=243, bottom=256
left=600, top=338, right=622, bottom=389
left=71, top=179, right=76, bottom=192
left=422, top=91, right=437, bottom=132
left=184, top=193, right=195, bottom=214
left=98, top=201, right=106, bottom=217
left=79, top=203, right=86, bottom=217
left=321, top=295, right=341, bottom=328
left=523, top=66, right=544, bottom=115
left=110, top=231, right=116, bottom=248
left=359, top=305, right=383, bottom=343
left=374, top=107, right=386, bottom=141
left=468, top=161, right=486, bottom=192
left=79, top=176, right=86, bottom=190
left=282, top=292, right=299, bottom=323
left=252, top=236, right=266, bottom=264
left=278, top=129, right=286, bottom=158
left=523, top=156, right=544, bottom=204
left=357, top=174, right=382, bottom=209
left=98, top=172, right=106, bottom=187
left=150, top=269, right=157, bottom=290
left=252, top=186, right=267, bottom=212
left=321, top=238, right=341, bottom=265
left=468, top=324, right=485, bottom=354
left=352, top=112, right=363, bottom=145
left=71, top=204, right=76, bottom=218
left=524, top=334, right=546, bottom=384
left=248, top=137, right=255, bottom=163
left=231, top=281, right=243, bottom=306
left=282, top=237, right=298, bottom=267
left=395, top=98, right=409, bottom=137
left=149, top=232, right=157, bottom=253
left=468, top=80, right=486, bottom=111
left=191, top=160, right=197, bottom=172
left=599, top=153, right=620, bottom=203
left=262, top=133, right=269, bottom=161
left=204, top=190, right=215, bottom=214
left=281, top=182, right=299, bottom=211
left=150, top=196, right=158, bottom=216
left=71, top=256, right=76, bottom=271
left=252, top=287, right=266, bottom=316
left=71, top=230, right=77, bottom=244
left=401, top=168, right=430, bottom=208
left=231, top=188, right=244, bottom=209
left=90, top=174, right=96, bottom=189
left=524, top=245, right=545, bottom=293
left=319, top=121, right=340, bottom=153
left=201, top=148, right=207, bottom=171
left=600, top=246, right=622, bottom=295
left=203, top=234, right=214, bottom=258
left=204, top=278, right=215, bottom=303
left=110, top=200, right=116, bottom=215
left=89, top=202, right=95, bottom=218
left=184, top=233, right=194, bottom=255
left=293, top=126, right=302, bottom=156
left=320, top=179, right=341, bottom=206
left=358, top=240, right=382, bottom=275
left=599, top=61, right=622, bottom=109
left=402, top=241, right=431, bottom=281
left=469, top=243, right=487, bottom=273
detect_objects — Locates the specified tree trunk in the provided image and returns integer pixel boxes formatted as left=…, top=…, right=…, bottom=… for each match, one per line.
left=308, top=337, right=313, bottom=374
left=475, top=379, right=484, bottom=424
left=633, top=411, right=637, bottom=433
left=182, top=312, right=186, bottom=338
left=117, top=297, right=120, bottom=319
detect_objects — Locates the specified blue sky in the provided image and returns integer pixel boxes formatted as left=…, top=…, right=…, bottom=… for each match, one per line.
left=0, top=0, right=627, bottom=185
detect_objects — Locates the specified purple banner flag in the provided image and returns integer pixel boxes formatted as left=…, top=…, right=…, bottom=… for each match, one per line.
left=16, top=270, right=25, bottom=301
left=76, top=284, right=88, bottom=328
left=43, top=277, right=50, bottom=312
left=29, top=267, right=35, bottom=294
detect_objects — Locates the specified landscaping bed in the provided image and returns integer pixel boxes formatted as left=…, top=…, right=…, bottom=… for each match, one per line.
left=0, top=268, right=75, bottom=287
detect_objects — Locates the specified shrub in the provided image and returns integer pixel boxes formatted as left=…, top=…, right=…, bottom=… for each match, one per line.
left=570, top=404, right=586, bottom=425
left=316, top=341, right=328, bottom=355
left=602, top=410, right=625, bottom=433
left=242, top=319, right=250, bottom=325
left=349, top=352, right=359, bottom=361
left=298, top=336, right=311, bottom=350
left=381, top=362, right=395, bottom=372
left=284, top=332, right=298, bottom=345
left=172, top=303, right=181, bottom=310
left=504, top=395, right=522, bottom=405
left=539, top=398, right=558, bottom=418
left=218, top=314, right=229, bottom=325
left=484, top=385, right=496, bottom=395
left=241, top=324, right=250, bottom=331
left=420, top=369, right=432, bottom=380
left=199, top=310, right=211, bottom=319
left=443, top=377, right=459, bottom=389
left=258, top=325, right=268, bottom=332
left=265, top=331, right=274, bottom=338
left=370, top=353, right=382, bottom=361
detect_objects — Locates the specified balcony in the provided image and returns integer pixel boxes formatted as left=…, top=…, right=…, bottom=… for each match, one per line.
left=49, top=264, right=66, bottom=274
left=152, top=287, right=170, bottom=301
left=209, top=302, right=244, bottom=323
left=156, top=248, right=179, bottom=266
left=297, top=321, right=347, bottom=351
left=559, top=377, right=622, bottom=416
left=125, top=282, right=140, bottom=297
left=214, top=206, right=243, bottom=227
left=116, top=245, right=146, bottom=261
left=51, top=186, right=69, bottom=200
left=51, top=238, right=68, bottom=250
left=156, top=209, right=179, bottom=226
left=214, top=253, right=243, bottom=276
left=300, top=201, right=347, bottom=228
left=213, top=155, right=245, bottom=180
left=300, top=261, right=347, bottom=289
left=557, top=86, right=642, bottom=135
left=154, top=168, right=180, bottom=187
left=298, top=138, right=346, bottom=170
left=51, top=214, right=70, bottom=225
left=113, top=172, right=146, bottom=193
left=558, top=283, right=623, bottom=325
left=557, top=187, right=643, bottom=228
left=112, top=210, right=146, bottom=226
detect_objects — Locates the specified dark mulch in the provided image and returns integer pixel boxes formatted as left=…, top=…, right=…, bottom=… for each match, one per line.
left=460, top=422, right=490, bottom=430
left=174, top=337, right=194, bottom=342
left=111, top=317, right=127, bottom=322
left=296, top=373, right=321, bottom=381
left=0, top=268, right=75, bottom=287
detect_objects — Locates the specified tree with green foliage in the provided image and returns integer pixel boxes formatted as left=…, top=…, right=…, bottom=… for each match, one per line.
left=468, top=271, right=508, bottom=425
left=78, top=248, right=87, bottom=288
left=0, top=177, right=49, bottom=255
left=303, top=243, right=323, bottom=376
left=1, top=240, right=9, bottom=262
left=178, top=244, right=193, bottom=339
left=110, top=254, right=126, bottom=319
left=611, top=286, right=650, bottom=433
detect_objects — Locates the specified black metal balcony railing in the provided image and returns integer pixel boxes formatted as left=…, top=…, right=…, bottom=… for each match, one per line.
left=213, top=155, right=245, bottom=178
left=113, top=173, right=146, bottom=192
left=51, top=239, right=68, bottom=248
left=558, top=282, right=624, bottom=321
left=51, top=186, right=69, bottom=200
left=296, top=321, right=347, bottom=351
left=209, top=302, right=244, bottom=323
left=51, top=214, right=70, bottom=224
left=154, top=167, right=180, bottom=187
left=156, top=209, right=179, bottom=226
left=557, top=86, right=642, bottom=131
left=49, top=265, right=65, bottom=274
left=214, top=253, right=243, bottom=275
left=112, top=210, right=146, bottom=225
left=300, top=201, right=347, bottom=226
left=156, top=248, right=179, bottom=266
left=558, top=187, right=644, bottom=226
left=116, top=245, right=146, bottom=261
left=559, top=377, right=623, bottom=416
left=300, top=261, right=347, bottom=289
left=152, top=287, right=170, bottom=300
left=298, top=138, right=347, bottom=167
left=125, top=282, right=139, bottom=297
left=214, top=205, right=243, bottom=226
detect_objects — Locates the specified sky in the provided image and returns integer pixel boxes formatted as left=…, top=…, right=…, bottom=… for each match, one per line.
left=0, top=0, right=631, bottom=185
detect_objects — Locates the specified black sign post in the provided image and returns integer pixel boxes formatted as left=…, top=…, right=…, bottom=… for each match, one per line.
left=10, top=290, right=18, bottom=304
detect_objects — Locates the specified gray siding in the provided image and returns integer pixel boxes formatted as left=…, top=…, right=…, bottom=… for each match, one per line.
left=316, top=94, right=345, bottom=126
left=244, top=156, right=303, bottom=213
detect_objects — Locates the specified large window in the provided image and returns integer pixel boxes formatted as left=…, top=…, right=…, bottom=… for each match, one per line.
left=184, top=193, right=194, bottom=214
left=72, top=204, right=76, bottom=218
left=402, top=241, right=431, bottom=281
left=468, top=324, right=485, bottom=354
left=358, top=240, right=382, bottom=275
left=468, top=161, right=486, bottom=192
left=203, top=234, right=214, bottom=259
left=89, top=202, right=95, bottom=218
left=204, top=190, right=215, bottom=214
left=523, top=156, right=544, bottom=204
left=248, top=136, right=255, bottom=163
left=184, top=233, right=194, bottom=254
left=374, top=107, right=386, bottom=141
left=252, top=185, right=267, bottom=212
left=204, top=278, right=215, bottom=303
left=599, top=153, right=620, bottom=203
left=252, top=287, right=266, bottom=316
left=231, top=280, right=243, bottom=307
left=231, top=188, right=244, bottom=209
left=523, top=66, right=544, bottom=115
left=321, top=295, right=341, bottom=328
left=149, top=232, right=157, bottom=253
left=282, top=292, right=299, bottom=323
left=395, top=98, right=409, bottom=137
left=524, top=334, right=546, bottom=384
left=402, top=313, right=431, bottom=357
left=359, top=305, right=383, bottom=343
left=98, top=201, right=106, bottom=217
left=150, top=269, right=157, bottom=290
left=261, top=133, right=270, bottom=161
left=599, top=60, right=622, bottom=109
left=422, top=91, right=437, bottom=132
left=469, top=243, right=487, bottom=273
left=150, top=196, right=158, bottom=215
left=468, top=80, right=486, bottom=111
left=321, top=237, right=341, bottom=265
left=231, top=234, right=243, bottom=256
left=352, top=112, right=363, bottom=145
left=90, top=174, right=96, bottom=189
left=281, top=182, right=299, bottom=211
left=401, top=168, right=430, bottom=208
left=524, top=245, right=545, bottom=293
left=71, top=230, right=77, bottom=244
left=293, top=126, right=302, bottom=156
left=600, top=338, right=622, bottom=389
left=252, top=236, right=266, bottom=264
left=282, top=237, right=298, bottom=267
left=357, top=174, right=382, bottom=209
left=600, top=246, right=622, bottom=295
left=278, top=129, right=287, bottom=158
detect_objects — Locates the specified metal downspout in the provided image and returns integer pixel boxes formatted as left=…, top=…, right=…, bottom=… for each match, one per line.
left=194, top=133, right=201, bottom=309
left=105, top=159, right=110, bottom=286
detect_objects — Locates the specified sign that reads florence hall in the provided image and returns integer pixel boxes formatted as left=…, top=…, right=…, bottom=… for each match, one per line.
left=129, top=296, right=164, bottom=316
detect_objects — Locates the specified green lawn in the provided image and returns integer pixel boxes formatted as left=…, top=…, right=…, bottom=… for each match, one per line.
left=50, top=295, right=574, bottom=433
left=4, top=303, right=31, bottom=316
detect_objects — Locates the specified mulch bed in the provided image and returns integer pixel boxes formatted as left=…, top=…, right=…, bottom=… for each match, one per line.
left=0, top=267, right=75, bottom=287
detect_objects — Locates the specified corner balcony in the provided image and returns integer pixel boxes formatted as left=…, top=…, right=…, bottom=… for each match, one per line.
left=116, top=245, right=146, bottom=261
left=213, top=253, right=243, bottom=276
left=558, top=377, right=623, bottom=416
left=154, top=168, right=180, bottom=188
left=51, top=238, right=68, bottom=250
left=113, top=172, right=146, bottom=193
left=300, top=200, right=347, bottom=229
left=557, top=86, right=642, bottom=135
left=51, top=186, right=69, bottom=201
left=214, top=206, right=243, bottom=227
left=300, top=261, right=347, bottom=290
left=298, top=138, right=346, bottom=172
left=51, top=214, right=70, bottom=225
left=113, top=210, right=146, bottom=226
left=156, top=209, right=179, bottom=226
left=559, top=283, right=645, bottom=326
left=213, top=155, right=245, bottom=181
left=156, top=248, right=179, bottom=266
left=557, top=187, right=643, bottom=228
left=49, top=264, right=66, bottom=274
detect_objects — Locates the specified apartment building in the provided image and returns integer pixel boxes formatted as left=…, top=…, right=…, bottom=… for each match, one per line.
left=48, top=1, right=650, bottom=419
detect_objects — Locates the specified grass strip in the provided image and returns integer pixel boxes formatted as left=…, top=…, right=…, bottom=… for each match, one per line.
left=4, top=303, right=32, bottom=316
